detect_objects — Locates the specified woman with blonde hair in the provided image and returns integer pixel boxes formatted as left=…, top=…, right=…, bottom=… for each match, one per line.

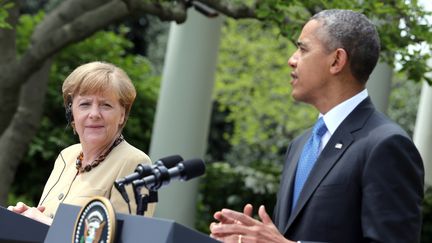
left=8, top=61, right=155, bottom=225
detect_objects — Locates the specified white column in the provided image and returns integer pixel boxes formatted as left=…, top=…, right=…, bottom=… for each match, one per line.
left=149, top=9, right=223, bottom=227
left=413, top=81, right=432, bottom=186
left=366, top=62, right=393, bottom=113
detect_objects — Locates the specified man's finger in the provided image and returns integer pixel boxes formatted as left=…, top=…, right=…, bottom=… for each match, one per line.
left=243, top=204, right=253, bottom=217
left=210, top=222, right=246, bottom=235
left=220, top=208, right=257, bottom=226
left=258, top=205, right=273, bottom=224
left=214, top=211, right=236, bottom=224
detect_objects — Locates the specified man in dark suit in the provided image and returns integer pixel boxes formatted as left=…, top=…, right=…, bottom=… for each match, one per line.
left=209, top=9, right=424, bottom=243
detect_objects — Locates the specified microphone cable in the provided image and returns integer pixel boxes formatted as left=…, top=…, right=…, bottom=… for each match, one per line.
left=38, top=152, right=66, bottom=206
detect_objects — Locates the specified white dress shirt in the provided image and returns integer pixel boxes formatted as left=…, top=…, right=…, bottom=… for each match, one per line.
left=319, top=89, right=369, bottom=152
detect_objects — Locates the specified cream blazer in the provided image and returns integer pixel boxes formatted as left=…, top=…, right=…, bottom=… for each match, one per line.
left=38, top=141, right=155, bottom=219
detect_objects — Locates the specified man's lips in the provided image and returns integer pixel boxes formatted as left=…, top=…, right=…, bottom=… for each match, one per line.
left=291, top=72, right=298, bottom=83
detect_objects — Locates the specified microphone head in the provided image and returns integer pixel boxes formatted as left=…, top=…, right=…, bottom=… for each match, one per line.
left=157, top=155, right=183, bottom=168
left=181, top=158, right=206, bottom=181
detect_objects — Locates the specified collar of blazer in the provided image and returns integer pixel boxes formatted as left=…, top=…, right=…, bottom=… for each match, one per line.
left=283, top=97, right=375, bottom=233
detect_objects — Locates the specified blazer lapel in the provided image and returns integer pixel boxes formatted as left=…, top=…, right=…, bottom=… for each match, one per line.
left=284, top=97, right=375, bottom=233
left=275, top=133, right=310, bottom=232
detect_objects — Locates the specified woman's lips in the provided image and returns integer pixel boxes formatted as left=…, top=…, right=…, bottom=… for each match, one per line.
left=86, top=125, right=103, bottom=128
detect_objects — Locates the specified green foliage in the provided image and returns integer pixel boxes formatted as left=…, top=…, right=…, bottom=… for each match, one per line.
left=363, top=0, right=432, bottom=84
left=10, top=14, right=159, bottom=204
left=254, top=0, right=432, bottom=84
left=213, top=18, right=316, bottom=166
left=198, top=17, right=316, bottom=233
left=256, top=0, right=309, bottom=41
left=7, top=192, right=32, bottom=206
left=196, top=162, right=281, bottom=233
left=0, top=1, right=13, bottom=29
left=16, top=11, right=45, bottom=54
left=388, top=73, right=422, bottom=136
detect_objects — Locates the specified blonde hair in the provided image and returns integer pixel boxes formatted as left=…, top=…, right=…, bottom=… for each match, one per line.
left=62, top=61, right=136, bottom=127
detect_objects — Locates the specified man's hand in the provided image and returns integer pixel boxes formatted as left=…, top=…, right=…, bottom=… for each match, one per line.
left=210, top=204, right=296, bottom=243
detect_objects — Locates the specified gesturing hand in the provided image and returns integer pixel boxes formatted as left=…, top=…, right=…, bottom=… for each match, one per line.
left=209, top=204, right=295, bottom=243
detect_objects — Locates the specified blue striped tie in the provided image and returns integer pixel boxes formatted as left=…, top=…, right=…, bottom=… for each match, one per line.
left=292, top=117, right=327, bottom=210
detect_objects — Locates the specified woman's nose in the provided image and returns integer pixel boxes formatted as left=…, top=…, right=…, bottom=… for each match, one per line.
left=88, top=105, right=101, bottom=119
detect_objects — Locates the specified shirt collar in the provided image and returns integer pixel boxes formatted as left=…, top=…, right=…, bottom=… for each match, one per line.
left=320, top=89, right=368, bottom=135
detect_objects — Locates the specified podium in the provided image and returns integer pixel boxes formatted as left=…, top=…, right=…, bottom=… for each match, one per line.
left=45, top=203, right=220, bottom=243
left=0, top=203, right=218, bottom=243
left=0, top=206, right=49, bottom=243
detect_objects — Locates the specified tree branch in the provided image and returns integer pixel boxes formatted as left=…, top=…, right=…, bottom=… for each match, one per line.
left=5, top=0, right=129, bottom=89
left=0, top=2, right=19, bottom=136
left=32, top=0, right=110, bottom=43
left=0, top=59, right=51, bottom=204
left=0, top=1, right=17, bottom=65
left=197, top=0, right=258, bottom=19
left=124, top=0, right=188, bottom=23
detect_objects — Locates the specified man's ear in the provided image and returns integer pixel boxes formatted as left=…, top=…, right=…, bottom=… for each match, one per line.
left=330, top=48, right=348, bottom=74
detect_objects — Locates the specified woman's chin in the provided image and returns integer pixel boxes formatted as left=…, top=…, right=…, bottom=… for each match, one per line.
left=80, top=135, right=106, bottom=147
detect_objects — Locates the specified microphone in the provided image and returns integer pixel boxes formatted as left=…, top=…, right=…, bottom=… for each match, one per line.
left=132, top=158, right=205, bottom=191
left=114, top=155, right=183, bottom=203
left=115, top=155, right=183, bottom=187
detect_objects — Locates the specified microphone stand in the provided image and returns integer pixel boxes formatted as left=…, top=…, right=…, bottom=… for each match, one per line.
left=132, top=165, right=171, bottom=215
left=132, top=182, right=158, bottom=216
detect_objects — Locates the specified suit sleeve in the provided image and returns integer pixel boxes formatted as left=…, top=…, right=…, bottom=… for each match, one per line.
left=361, top=134, right=424, bottom=242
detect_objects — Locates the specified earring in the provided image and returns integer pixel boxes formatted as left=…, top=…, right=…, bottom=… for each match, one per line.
left=71, top=121, right=76, bottom=135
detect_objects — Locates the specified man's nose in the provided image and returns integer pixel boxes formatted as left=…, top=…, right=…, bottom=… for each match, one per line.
left=288, top=51, right=298, bottom=68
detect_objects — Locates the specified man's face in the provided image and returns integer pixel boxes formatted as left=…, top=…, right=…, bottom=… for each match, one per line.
left=288, top=20, right=334, bottom=106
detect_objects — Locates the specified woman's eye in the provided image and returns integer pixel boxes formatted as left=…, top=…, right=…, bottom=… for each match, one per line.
left=79, top=102, right=90, bottom=107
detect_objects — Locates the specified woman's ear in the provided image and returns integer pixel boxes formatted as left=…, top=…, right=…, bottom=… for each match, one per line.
left=119, top=108, right=126, bottom=126
left=330, top=48, right=348, bottom=74
left=65, top=102, right=73, bottom=124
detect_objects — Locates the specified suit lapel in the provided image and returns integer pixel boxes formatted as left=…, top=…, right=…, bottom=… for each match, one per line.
left=284, top=98, right=375, bottom=233
left=275, top=133, right=310, bottom=232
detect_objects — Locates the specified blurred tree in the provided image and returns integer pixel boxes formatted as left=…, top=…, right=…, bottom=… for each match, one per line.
left=200, top=17, right=314, bottom=232
left=388, top=74, right=422, bottom=136
left=0, top=0, right=13, bottom=28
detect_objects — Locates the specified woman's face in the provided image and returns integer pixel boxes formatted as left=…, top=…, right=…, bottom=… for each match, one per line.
left=72, top=90, right=125, bottom=148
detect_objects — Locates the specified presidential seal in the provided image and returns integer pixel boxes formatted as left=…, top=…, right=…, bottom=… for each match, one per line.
left=73, top=197, right=116, bottom=243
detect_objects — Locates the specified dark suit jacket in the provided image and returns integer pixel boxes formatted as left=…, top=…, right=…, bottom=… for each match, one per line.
left=273, top=98, right=424, bottom=243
